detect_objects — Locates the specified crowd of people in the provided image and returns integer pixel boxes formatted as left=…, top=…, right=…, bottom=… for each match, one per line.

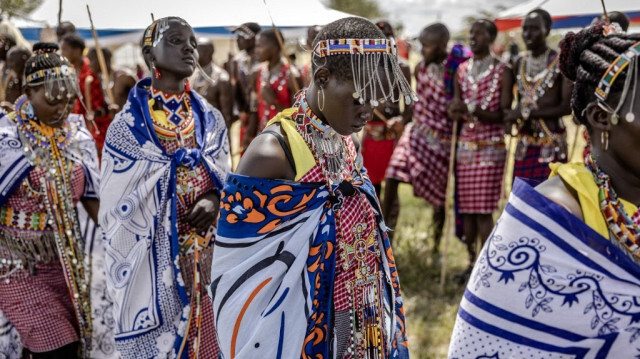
left=0, top=6, right=638, bottom=359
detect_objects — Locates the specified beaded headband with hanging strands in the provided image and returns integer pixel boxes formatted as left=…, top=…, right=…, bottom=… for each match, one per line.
left=593, top=41, right=640, bottom=124
left=312, top=38, right=417, bottom=106
left=26, top=51, right=81, bottom=103
left=142, top=17, right=188, bottom=49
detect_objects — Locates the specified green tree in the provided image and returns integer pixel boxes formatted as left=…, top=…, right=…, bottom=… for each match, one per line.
left=0, top=0, right=44, bottom=18
left=326, top=0, right=382, bottom=19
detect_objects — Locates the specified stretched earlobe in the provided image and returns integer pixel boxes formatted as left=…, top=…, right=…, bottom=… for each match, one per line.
left=584, top=102, right=613, bottom=131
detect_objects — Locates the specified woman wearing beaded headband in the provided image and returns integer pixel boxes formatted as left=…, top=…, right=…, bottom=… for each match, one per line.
left=448, top=19, right=514, bottom=280
left=0, top=42, right=100, bottom=358
left=448, top=25, right=640, bottom=357
left=99, top=17, right=230, bottom=359
left=210, top=17, right=411, bottom=359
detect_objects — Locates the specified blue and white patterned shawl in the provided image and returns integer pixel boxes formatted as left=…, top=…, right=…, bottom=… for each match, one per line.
left=0, top=112, right=100, bottom=206
left=449, top=178, right=640, bottom=359
left=99, top=78, right=230, bottom=359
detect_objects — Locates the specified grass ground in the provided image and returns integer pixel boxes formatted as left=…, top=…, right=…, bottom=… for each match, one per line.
left=392, top=118, right=585, bottom=358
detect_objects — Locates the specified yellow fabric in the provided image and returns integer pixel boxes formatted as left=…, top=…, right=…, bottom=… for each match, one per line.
left=266, top=108, right=316, bottom=181
left=549, top=162, right=638, bottom=238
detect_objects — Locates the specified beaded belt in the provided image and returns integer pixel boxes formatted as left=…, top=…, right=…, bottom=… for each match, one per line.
left=413, top=123, right=452, bottom=141
left=457, top=138, right=505, bottom=151
left=0, top=228, right=58, bottom=280
left=0, top=207, right=48, bottom=231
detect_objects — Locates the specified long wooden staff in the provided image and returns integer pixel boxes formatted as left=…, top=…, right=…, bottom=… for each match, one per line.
left=262, top=0, right=300, bottom=94
left=86, top=5, right=116, bottom=108
left=499, top=125, right=518, bottom=212
left=439, top=119, right=459, bottom=293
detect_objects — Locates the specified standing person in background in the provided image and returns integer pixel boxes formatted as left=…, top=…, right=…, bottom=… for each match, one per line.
left=191, top=38, right=233, bottom=127
left=227, top=22, right=262, bottom=150
left=448, top=19, right=514, bottom=279
left=55, top=21, right=76, bottom=43
left=0, top=30, right=16, bottom=110
left=505, top=9, right=572, bottom=183
left=87, top=47, right=137, bottom=112
left=100, top=17, right=230, bottom=359
left=1, top=46, right=31, bottom=110
left=360, top=20, right=411, bottom=198
left=384, top=24, right=470, bottom=251
left=301, top=25, right=322, bottom=86
left=246, top=28, right=300, bottom=146
left=74, top=46, right=113, bottom=154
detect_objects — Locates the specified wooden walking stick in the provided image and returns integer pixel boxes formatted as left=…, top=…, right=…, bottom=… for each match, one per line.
left=262, top=0, right=300, bottom=94
left=86, top=5, right=116, bottom=134
left=499, top=124, right=519, bottom=212
left=439, top=119, right=459, bottom=293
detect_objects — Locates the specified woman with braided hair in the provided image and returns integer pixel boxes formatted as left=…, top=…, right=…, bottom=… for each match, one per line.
left=448, top=24, right=640, bottom=357
left=0, top=42, right=100, bottom=358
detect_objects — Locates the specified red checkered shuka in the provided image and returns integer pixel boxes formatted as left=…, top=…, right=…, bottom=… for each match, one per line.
left=299, top=139, right=380, bottom=313
left=0, top=162, right=87, bottom=352
left=455, top=60, right=507, bottom=214
left=386, top=62, right=451, bottom=207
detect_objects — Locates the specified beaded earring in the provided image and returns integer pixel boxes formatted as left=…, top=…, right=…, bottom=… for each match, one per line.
left=25, top=102, right=35, bottom=119
left=153, top=64, right=162, bottom=79
left=601, top=131, right=609, bottom=151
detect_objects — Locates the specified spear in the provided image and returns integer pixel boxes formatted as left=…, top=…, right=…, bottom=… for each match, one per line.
left=262, top=0, right=300, bottom=94
left=86, top=5, right=116, bottom=109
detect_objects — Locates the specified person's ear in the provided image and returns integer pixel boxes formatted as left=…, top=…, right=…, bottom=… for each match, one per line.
left=584, top=102, right=613, bottom=132
left=313, top=67, right=330, bottom=88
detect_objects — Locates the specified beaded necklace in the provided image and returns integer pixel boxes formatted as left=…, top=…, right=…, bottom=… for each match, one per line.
left=585, top=154, right=640, bottom=259
left=517, top=52, right=559, bottom=113
left=294, top=95, right=387, bottom=357
left=149, top=86, right=195, bottom=147
left=461, top=57, right=501, bottom=128
left=14, top=96, right=92, bottom=354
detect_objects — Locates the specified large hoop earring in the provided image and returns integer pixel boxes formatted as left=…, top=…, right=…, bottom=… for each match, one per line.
left=601, top=131, right=609, bottom=151
left=318, top=86, right=325, bottom=112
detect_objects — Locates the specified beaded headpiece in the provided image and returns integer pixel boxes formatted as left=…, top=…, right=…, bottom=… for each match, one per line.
left=26, top=49, right=81, bottom=102
left=142, top=17, right=189, bottom=49
left=594, top=41, right=640, bottom=124
left=312, top=38, right=417, bottom=106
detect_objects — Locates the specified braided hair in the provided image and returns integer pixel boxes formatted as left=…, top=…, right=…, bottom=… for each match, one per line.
left=559, top=24, right=640, bottom=126
left=312, top=17, right=387, bottom=81
left=25, top=43, right=68, bottom=79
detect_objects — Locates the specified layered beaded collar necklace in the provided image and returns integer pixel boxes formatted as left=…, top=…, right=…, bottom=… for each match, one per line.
left=14, top=95, right=72, bottom=152
left=585, top=154, right=640, bottom=259
left=296, top=94, right=349, bottom=184
left=148, top=85, right=194, bottom=146
left=518, top=50, right=559, bottom=113
left=149, top=85, right=192, bottom=126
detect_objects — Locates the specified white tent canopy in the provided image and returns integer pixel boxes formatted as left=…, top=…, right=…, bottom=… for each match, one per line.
left=14, top=0, right=354, bottom=43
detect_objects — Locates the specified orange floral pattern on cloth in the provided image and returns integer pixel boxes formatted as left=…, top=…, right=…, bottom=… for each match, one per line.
left=211, top=99, right=408, bottom=359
